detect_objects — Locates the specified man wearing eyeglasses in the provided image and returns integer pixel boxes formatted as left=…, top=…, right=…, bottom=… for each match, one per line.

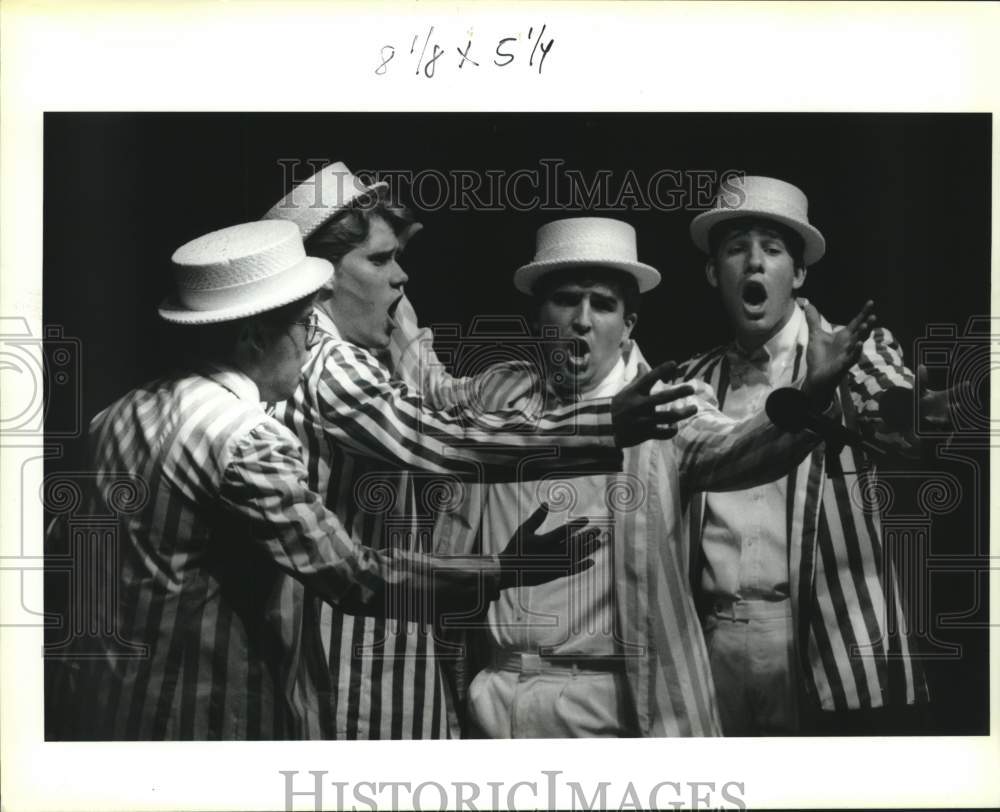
left=53, top=218, right=634, bottom=741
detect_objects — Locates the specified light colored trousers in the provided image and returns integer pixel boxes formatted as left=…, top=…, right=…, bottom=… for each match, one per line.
left=467, top=660, right=635, bottom=738
left=703, top=598, right=799, bottom=736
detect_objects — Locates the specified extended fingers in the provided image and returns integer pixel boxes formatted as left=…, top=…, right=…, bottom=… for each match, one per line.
left=635, top=360, right=678, bottom=394
left=573, top=527, right=603, bottom=558
left=514, top=503, right=550, bottom=541
left=566, top=558, right=596, bottom=578
left=654, top=402, right=698, bottom=421
left=853, top=313, right=877, bottom=344
left=647, top=383, right=696, bottom=407
left=536, top=523, right=601, bottom=554
left=548, top=516, right=591, bottom=543
left=846, top=300, right=876, bottom=337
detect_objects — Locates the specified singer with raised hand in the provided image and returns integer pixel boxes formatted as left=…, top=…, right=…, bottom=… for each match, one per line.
left=680, top=175, right=945, bottom=737
left=398, top=217, right=866, bottom=738
left=259, top=166, right=699, bottom=741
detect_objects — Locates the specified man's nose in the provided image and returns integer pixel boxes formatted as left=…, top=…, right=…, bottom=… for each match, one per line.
left=572, top=301, right=593, bottom=331
left=390, top=261, right=409, bottom=288
left=747, top=241, right=765, bottom=270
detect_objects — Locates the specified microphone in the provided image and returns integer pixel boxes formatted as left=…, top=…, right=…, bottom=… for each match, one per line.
left=765, top=388, right=887, bottom=460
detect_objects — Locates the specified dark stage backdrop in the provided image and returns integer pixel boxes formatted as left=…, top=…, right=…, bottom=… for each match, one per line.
left=43, top=112, right=991, bottom=735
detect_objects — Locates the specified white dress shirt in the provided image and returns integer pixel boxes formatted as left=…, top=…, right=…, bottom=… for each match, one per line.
left=700, top=306, right=806, bottom=601
left=487, top=356, right=627, bottom=655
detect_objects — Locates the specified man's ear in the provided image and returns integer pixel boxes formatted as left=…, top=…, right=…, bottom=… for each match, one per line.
left=792, top=265, right=808, bottom=291
left=239, top=321, right=269, bottom=358
left=316, top=279, right=335, bottom=302
left=622, top=313, right=638, bottom=344
left=705, top=259, right=719, bottom=289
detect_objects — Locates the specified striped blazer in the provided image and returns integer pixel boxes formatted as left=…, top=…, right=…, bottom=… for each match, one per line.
left=679, top=301, right=929, bottom=711
left=431, top=342, right=827, bottom=736
left=271, top=309, right=623, bottom=739
left=63, top=364, right=540, bottom=740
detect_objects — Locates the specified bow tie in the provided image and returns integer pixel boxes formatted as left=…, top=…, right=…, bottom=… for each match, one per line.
left=726, top=345, right=771, bottom=390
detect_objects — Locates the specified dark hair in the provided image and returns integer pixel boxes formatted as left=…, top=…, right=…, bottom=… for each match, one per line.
left=304, top=190, right=416, bottom=264
left=707, top=216, right=806, bottom=268
left=531, top=266, right=641, bottom=318
left=168, top=292, right=317, bottom=367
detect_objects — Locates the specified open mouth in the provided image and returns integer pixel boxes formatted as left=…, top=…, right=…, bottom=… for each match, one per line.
left=565, top=337, right=590, bottom=370
left=387, top=296, right=403, bottom=322
left=741, top=280, right=768, bottom=309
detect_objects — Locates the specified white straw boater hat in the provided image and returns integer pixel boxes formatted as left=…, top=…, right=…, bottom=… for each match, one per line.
left=513, top=217, right=661, bottom=295
left=158, top=220, right=333, bottom=324
left=690, top=175, right=826, bottom=266
left=262, top=160, right=390, bottom=240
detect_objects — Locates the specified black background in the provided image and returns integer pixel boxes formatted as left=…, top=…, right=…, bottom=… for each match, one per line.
left=44, top=112, right=990, bottom=734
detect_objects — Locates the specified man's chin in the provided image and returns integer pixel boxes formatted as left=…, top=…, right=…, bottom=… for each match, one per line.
left=553, top=368, right=588, bottom=393
left=735, top=310, right=774, bottom=334
left=555, top=364, right=603, bottom=394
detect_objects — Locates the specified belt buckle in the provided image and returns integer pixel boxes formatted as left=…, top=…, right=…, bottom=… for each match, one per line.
left=712, top=600, right=733, bottom=619
left=713, top=601, right=747, bottom=623
left=519, top=652, right=542, bottom=674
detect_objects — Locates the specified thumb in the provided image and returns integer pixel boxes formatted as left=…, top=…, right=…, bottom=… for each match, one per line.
left=917, top=363, right=930, bottom=393
left=520, top=502, right=549, bottom=536
left=802, top=301, right=821, bottom=333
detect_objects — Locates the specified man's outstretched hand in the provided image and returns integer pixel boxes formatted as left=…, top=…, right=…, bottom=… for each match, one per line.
left=802, top=300, right=877, bottom=409
left=497, top=503, right=602, bottom=590
left=611, top=361, right=698, bottom=447
left=917, top=363, right=975, bottom=428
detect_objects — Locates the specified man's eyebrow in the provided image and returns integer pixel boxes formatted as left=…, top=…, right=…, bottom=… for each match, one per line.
left=757, top=229, right=787, bottom=242
left=720, top=227, right=786, bottom=243
left=719, top=229, right=750, bottom=241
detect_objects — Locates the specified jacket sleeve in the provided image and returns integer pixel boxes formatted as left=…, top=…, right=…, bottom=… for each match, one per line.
left=847, top=325, right=920, bottom=458
left=217, top=419, right=501, bottom=622
left=674, top=379, right=830, bottom=496
left=303, top=337, right=621, bottom=481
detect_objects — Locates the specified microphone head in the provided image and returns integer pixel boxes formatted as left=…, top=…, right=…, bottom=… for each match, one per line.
left=765, top=387, right=811, bottom=431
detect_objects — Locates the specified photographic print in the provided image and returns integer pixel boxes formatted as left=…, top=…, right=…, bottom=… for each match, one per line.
left=2, top=3, right=998, bottom=811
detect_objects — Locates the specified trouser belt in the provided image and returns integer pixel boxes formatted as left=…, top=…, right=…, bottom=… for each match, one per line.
left=707, top=597, right=793, bottom=622
left=493, top=651, right=627, bottom=675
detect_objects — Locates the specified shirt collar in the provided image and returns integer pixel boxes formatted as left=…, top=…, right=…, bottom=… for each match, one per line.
left=546, top=343, right=632, bottom=404
left=583, top=355, right=628, bottom=400
left=199, top=361, right=262, bottom=403
left=734, top=301, right=804, bottom=367
left=314, top=305, right=341, bottom=341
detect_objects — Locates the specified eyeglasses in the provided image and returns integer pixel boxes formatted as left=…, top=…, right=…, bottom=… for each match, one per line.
left=288, top=311, right=320, bottom=349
